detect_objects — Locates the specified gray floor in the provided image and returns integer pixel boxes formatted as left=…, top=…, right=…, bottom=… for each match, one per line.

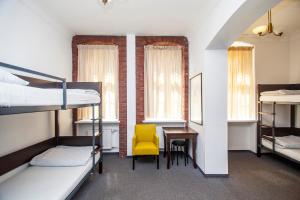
left=73, top=152, right=300, bottom=200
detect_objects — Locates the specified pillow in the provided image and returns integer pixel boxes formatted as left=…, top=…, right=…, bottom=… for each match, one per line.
left=30, top=146, right=95, bottom=167
left=0, top=68, right=29, bottom=85
left=276, top=135, right=300, bottom=149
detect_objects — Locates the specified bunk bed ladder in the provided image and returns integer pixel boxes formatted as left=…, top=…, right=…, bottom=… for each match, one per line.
left=98, top=101, right=103, bottom=174
left=257, top=101, right=276, bottom=155
left=271, top=102, right=276, bottom=152
left=92, top=104, right=96, bottom=173
left=257, top=101, right=262, bottom=156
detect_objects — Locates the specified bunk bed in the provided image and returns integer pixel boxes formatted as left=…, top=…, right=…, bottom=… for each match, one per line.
left=257, top=84, right=300, bottom=164
left=0, top=62, right=103, bottom=200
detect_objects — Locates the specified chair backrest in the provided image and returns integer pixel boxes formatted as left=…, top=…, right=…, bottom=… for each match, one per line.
left=135, top=124, right=156, bottom=142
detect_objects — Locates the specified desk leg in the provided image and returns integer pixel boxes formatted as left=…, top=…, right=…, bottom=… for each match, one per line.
left=163, top=133, right=166, bottom=158
left=192, top=136, right=197, bottom=169
left=167, top=137, right=171, bottom=169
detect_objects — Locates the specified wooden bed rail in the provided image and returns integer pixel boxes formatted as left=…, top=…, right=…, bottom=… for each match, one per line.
left=0, top=136, right=101, bottom=176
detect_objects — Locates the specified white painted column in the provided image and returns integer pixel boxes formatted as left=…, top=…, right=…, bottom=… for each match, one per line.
left=126, top=34, right=136, bottom=156
left=203, top=50, right=228, bottom=174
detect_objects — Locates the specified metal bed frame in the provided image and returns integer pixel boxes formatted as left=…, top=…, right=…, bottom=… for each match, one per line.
left=257, top=84, right=300, bottom=164
left=0, top=62, right=103, bottom=199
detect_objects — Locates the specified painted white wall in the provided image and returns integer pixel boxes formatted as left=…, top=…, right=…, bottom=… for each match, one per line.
left=289, top=31, right=300, bottom=128
left=289, top=31, right=300, bottom=84
left=0, top=0, right=73, bottom=156
left=228, top=122, right=256, bottom=151
left=126, top=34, right=136, bottom=156
left=203, top=50, right=228, bottom=174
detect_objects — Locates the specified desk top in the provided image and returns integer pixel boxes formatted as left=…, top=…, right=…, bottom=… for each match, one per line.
left=162, top=127, right=198, bottom=135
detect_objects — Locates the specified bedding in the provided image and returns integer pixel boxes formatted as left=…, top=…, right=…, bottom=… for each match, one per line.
left=264, top=135, right=300, bottom=149
left=30, top=146, right=96, bottom=167
left=275, top=135, right=300, bottom=149
left=0, top=68, right=29, bottom=85
left=259, top=95, right=300, bottom=103
left=0, top=82, right=100, bottom=107
left=262, top=138, right=300, bottom=162
left=261, top=90, right=300, bottom=96
left=0, top=151, right=100, bottom=200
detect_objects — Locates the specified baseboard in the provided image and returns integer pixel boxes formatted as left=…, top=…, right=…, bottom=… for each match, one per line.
left=187, top=155, right=229, bottom=178
left=228, top=150, right=256, bottom=155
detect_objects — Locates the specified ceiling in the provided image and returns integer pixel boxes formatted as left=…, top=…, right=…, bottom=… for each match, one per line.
left=243, top=0, right=300, bottom=37
left=32, top=0, right=220, bottom=36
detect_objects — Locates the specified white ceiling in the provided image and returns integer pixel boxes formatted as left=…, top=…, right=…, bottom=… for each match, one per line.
left=243, top=0, right=300, bottom=37
left=32, top=0, right=221, bottom=36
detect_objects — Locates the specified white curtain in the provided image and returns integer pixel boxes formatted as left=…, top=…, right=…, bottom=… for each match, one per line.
left=228, top=46, right=255, bottom=120
left=77, top=45, right=119, bottom=120
left=144, top=45, right=183, bottom=120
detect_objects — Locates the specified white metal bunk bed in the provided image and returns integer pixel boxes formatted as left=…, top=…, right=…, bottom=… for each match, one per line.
left=0, top=62, right=103, bottom=200
left=257, top=84, right=300, bottom=164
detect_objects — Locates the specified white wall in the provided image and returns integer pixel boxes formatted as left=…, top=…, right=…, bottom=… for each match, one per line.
left=0, top=0, right=73, bottom=156
left=289, top=32, right=300, bottom=128
left=289, top=32, right=300, bottom=84
left=126, top=34, right=136, bottom=156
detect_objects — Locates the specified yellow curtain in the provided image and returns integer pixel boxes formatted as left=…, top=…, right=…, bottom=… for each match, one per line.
left=144, top=45, right=183, bottom=120
left=228, top=47, right=255, bottom=120
left=77, top=45, right=119, bottom=120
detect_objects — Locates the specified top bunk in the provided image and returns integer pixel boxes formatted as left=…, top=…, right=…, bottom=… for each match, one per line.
left=0, top=62, right=101, bottom=115
left=258, top=83, right=300, bottom=105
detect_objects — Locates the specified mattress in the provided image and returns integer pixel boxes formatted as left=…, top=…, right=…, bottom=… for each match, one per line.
left=260, top=95, right=300, bottom=103
left=262, top=138, right=300, bottom=162
left=0, top=82, right=100, bottom=107
left=0, top=152, right=100, bottom=200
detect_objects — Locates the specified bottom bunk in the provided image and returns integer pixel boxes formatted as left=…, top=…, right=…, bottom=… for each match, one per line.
left=261, top=136, right=300, bottom=164
left=0, top=145, right=100, bottom=200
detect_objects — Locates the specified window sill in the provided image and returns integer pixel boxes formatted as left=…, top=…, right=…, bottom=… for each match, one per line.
left=143, top=119, right=186, bottom=124
left=228, top=120, right=257, bottom=124
left=75, top=119, right=120, bottom=124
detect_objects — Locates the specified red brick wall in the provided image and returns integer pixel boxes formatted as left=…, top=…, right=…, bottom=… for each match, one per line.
left=136, top=36, right=189, bottom=124
left=72, top=35, right=127, bottom=158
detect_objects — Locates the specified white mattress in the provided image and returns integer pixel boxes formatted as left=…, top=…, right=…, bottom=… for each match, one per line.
left=0, top=152, right=100, bottom=200
left=0, top=82, right=100, bottom=107
left=262, top=138, right=300, bottom=161
left=260, top=95, right=300, bottom=103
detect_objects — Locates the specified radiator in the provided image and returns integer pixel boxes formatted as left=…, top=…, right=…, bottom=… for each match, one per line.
left=102, top=129, right=113, bottom=150
left=86, top=128, right=112, bottom=150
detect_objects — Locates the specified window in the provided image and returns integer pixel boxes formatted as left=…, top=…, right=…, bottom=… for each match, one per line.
left=144, top=45, right=184, bottom=120
left=77, top=45, right=119, bottom=120
left=228, top=46, right=255, bottom=120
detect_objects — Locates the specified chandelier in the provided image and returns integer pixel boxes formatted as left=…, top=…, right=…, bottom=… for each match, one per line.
left=252, top=10, right=283, bottom=37
left=101, top=0, right=112, bottom=6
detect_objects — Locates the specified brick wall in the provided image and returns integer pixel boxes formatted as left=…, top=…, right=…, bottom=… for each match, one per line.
left=136, top=36, right=189, bottom=123
left=72, top=35, right=127, bottom=158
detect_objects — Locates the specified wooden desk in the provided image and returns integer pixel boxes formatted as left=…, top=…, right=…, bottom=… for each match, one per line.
left=162, top=127, right=198, bottom=169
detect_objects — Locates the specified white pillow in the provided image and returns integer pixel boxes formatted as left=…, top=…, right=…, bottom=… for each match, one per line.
left=30, top=146, right=95, bottom=167
left=0, top=68, right=29, bottom=85
left=276, top=135, right=300, bottom=149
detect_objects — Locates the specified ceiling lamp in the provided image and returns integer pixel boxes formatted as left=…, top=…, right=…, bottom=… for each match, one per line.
left=101, top=0, right=112, bottom=6
left=252, top=10, right=283, bottom=37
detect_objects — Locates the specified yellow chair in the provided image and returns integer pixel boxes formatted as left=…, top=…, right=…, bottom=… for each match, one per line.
left=132, top=124, right=159, bottom=170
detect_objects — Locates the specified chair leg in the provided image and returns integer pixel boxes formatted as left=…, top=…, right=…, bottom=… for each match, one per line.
left=99, top=161, right=103, bottom=174
left=171, top=145, right=174, bottom=165
left=176, top=146, right=179, bottom=166
left=186, top=142, right=189, bottom=164
left=183, top=146, right=186, bottom=166
left=157, top=155, right=159, bottom=169
left=132, top=156, right=135, bottom=170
